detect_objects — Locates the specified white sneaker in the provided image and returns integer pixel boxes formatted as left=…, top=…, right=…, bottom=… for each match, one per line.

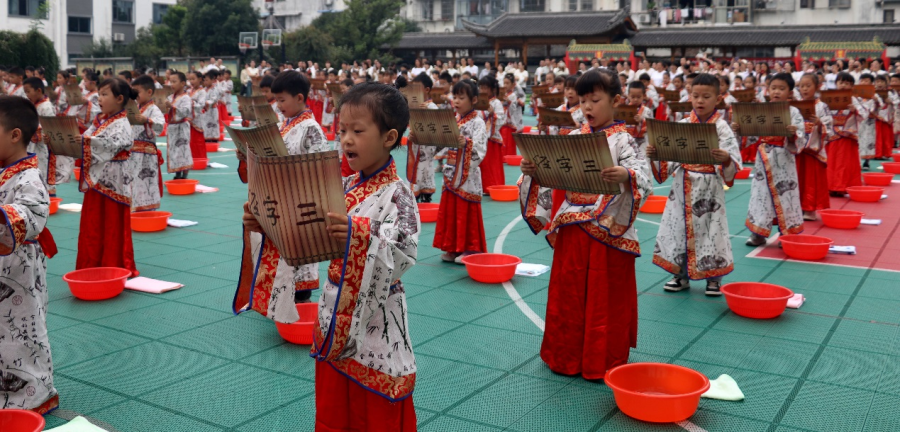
left=664, top=277, right=690, bottom=292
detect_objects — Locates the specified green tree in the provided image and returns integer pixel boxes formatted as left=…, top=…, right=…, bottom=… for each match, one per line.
left=19, top=30, right=59, bottom=77
left=323, top=0, right=405, bottom=63
left=81, top=38, right=128, bottom=58
left=128, top=27, right=163, bottom=70
left=182, top=0, right=259, bottom=56
left=152, top=4, right=188, bottom=57
left=0, top=31, right=23, bottom=66
left=284, top=26, right=333, bottom=65
left=398, top=17, right=422, bottom=33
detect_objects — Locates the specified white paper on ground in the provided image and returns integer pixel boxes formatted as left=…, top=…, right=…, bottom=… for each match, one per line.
left=881, top=194, right=888, bottom=200
left=861, top=219, right=883, bottom=225
left=208, top=162, right=229, bottom=169
left=195, top=185, right=219, bottom=193
left=58, top=203, right=83, bottom=212
left=786, top=293, right=805, bottom=309
left=125, top=277, right=183, bottom=294
left=829, top=245, right=856, bottom=255
left=45, top=416, right=109, bottom=432
left=893, top=179, right=900, bottom=184
left=218, top=147, right=234, bottom=151
left=167, top=219, right=198, bottom=227
left=701, top=374, right=745, bottom=401
left=515, top=263, right=550, bottom=277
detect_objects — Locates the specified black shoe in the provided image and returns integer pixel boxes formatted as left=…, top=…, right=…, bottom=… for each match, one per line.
left=705, top=280, right=722, bottom=296
left=294, top=290, right=311, bottom=304
left=664, top=277, right=690, bottom=292
left=745, top=234, right=767, bottom=246
left=422, top=193, right=433, bottom=203
left=829, top=191, right=845, bottom=198
left=863, top=161, right=870, bottom=171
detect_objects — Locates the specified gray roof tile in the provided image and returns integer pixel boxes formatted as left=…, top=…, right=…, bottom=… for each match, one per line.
left=631, top=25, right=900, bottom=47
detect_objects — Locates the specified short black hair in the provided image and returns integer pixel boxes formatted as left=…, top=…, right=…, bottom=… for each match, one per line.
left=799, top=73, right=819, bottom=86
left=98, top=78, right=138, bottom=108
left=673, top=74, right=684, bottom=82
left=564, top=75, right=578, bottom=88
left=438, top=71, right=453, bottom=83
left=270, top=71, right=309, bottom=98
left=23, top=77, right=44, bottom=92
left=84, top=71, right=99, bottom=83
left=718, top=74, right=731, bottom=86
left=57, top=70, right=70, bottom=80
left=259, top=74, right=276, bottom=90
left=171, top=71, right=186, bottom=83
left=628, top=80, right=645, bottom=92
left=477, top=75, right=499, bottom=96
left=340, top=78, right=354, bottom=87
left=859, top=73, right=876, bottom=83
left=207, top=69, right=220, bottom=79
left=875, top=75, right=888, bottom=83
left=339, top=82, right=409, bottom=150
left=769, top=72, right=795, bottom=91
left=686, top=72, right=699, bottom=81
left=412, top=72, right=433, bottom=90
left=132, top=75, right=156, bottom=93
left=639, top=73, right=651, bottom=81
left=0, top=96, right=39, bottom=145
left=8, top=67, right=24, bottom=78
left=574, top=69, right=622, bottom=99
left=836, top=72, right=855, bottom=84
left=452, top=79, right=478, bottom=100
left=691, top=73, right=720, bottom=92
left=118, top=70, right=133, bottom=81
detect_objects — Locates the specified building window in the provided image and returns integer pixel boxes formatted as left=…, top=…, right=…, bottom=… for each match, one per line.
left=152, top=3, right=169, bottom=24
left=520, top=0, right=544, bottom=12
left=68, top=16, right=91, bottom=33
left=8, top=0, right=46, bottom=17
left=886, top=9, right=895, bottom=23
left=828, top=0, right=850, bottom=7
left=800, top=0, right=814, bottom=7
left=112, top=0, right=133, bottom=23
left=568, top=0, right=577, bottom=10
left=422, top=0, right=433, bottom=20
left=440, top=0, right=453, bottom=20
left=580, top=0, right=593, bottom=10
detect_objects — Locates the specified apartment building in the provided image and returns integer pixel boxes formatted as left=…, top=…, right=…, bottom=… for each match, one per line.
left=250, top=0, right=346, bottom=32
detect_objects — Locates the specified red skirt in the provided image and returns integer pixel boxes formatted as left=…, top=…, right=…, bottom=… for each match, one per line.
left=826, top=137, right=862, bottom=193
left=541, top=225, right=637, bottom=380
left=190, top=126, right=208, bottom=160
left=796, top=152, right=830, bottom=212
left=315, top=362, right=416, bottom=432
left=217, top=103, right=228, bottom=130
left=480, top=139, right=505, bottom=189
left=77, top=189, right=137, bottom=277
left=311, top=99, right=324, bottom=125
left=433, top=190, right=486, bottom=254
left=500, top=125, right=517, bottom=157
left=341, top=154, right=354, bottom=178
left=876, top=120, right=894, bottom=159
left=544, top=189, right=567, bottom=231
left=740, top=137, right=758, bottom=164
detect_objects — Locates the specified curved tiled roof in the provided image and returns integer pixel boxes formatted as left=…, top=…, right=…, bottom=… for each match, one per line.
left=462, top=10, right=635, bottom=38
left=392, top=32, right=492, bottom=50
left=631, top=24, right=900, bottom=47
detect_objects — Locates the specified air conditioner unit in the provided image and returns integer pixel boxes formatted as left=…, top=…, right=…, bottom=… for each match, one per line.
left=113, top=33, right=125, bottom=42
left=639, top=14, right=651, bottom=23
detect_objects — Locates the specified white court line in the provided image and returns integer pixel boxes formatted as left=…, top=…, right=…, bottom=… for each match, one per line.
left=494, top=214, right=706, bottom=432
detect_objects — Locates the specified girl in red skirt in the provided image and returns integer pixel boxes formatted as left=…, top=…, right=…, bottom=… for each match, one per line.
left=874, top=75, right=894, bottom=160
left=432, top=80, right=488, bottom=263
left=76, top=78, right=138, bottom=276
left=478, top=75, right=505, bottom=190
left=826, top=73, right=863, bottom=196
left=796, top=74, right=831, bottom=221
left=501, top=74, right=523, bottom=157
left=187, top=71, right=208, bottom=163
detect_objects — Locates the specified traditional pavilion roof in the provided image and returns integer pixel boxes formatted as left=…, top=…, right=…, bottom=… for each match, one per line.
left=392, top=32, right=492, bottom=50
left=630, top=24, right=900, bottom=48
left=461, top=10, right=636, bottom=39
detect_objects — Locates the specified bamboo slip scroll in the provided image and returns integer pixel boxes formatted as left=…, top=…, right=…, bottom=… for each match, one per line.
left=428, top=87, right=448, bottom=104
left=668, top=101, right=694, bottom=113
left=820, top=90, right=853, bottom=111
left=401, top=82, right=425, bottom=107
left=852, top=84, right=875, bottom=99
left=789, top=100, right=817, bottom=122
left=731, top=102, right=792, bottom=137
left=474, top=92, right=491, bottom=111
left=614, top=104, right=640, bottom=125
left=514, top=132, right=621, bottom=195
left=63, top=84, right=85, bottom=106
left=409, top=109, right=461, bottom=148
left=731, top=89, right=758, bottom=103
left=662, top=90, right=681, bottom=102
left=537, top=107, right=576, bottom=127
left=125, top=99, right=142, bottom=125
left=237, top=95, right=267, bottom=121
left=253, top=104, right=280, bottom=127
left=310, top=78, right=326, bottom=91
left=152, top=86, right=173, bottom=110
left=646, top=119, right=720, bottom=165
left=247, top=150, right=347, bottom=266
left=39, top=116, right=83, bottom=158
left=226, top=124, right=288, bottom=157
left=327, top=83, right=344, bottom=110
left=540, top=93, right=565, bottom=109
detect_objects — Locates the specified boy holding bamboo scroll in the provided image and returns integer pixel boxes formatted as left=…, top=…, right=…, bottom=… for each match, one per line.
left=130, top=76, right=167, bottom=212
left=241, top=82, right=420, bottom=431
left=165, top=72, right=194, bottom=179
left=733, top=73, right=805, bottom=247
left=624, top=81, right=655, bottom=158
left=25, top=77, right=58, bottom=196
left=647, top=73, right=742, bottom=296
left=518, top=69, right=650, bottom=380
left=406, top=73, right=441, bottom=202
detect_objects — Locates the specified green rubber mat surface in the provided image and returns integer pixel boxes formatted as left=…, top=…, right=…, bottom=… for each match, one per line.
left=39, top=107, right=900, bottom=432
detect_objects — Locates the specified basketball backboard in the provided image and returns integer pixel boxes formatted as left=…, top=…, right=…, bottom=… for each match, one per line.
left=261, top=29, right=282, bottom=47
left=239, top=32, right=259, bottom=50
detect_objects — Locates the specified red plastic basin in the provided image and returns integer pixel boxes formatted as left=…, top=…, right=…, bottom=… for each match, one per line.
left=847, top=186, right=884, bottom=203
left=863, top=173, right=893, bottom=186
left=640, top=195, right=667, bottom=214
left=49, top=197, right=62, bottom=215
left=721, top=282, right=794, bottom=319
left=883, top=162, right=900, bottom=174
left=487, top=185, right=518, bottom=201
left=192, top=158, right=209, bottom=170
left=779, top=234, right=833, bottom=261
left=131, top=211, right=172, bottom=232
left=63, top=267, right=131, bottom=301
left=504, top=155, right=523, bottom=166
left=326, top=132, right=336, bottom=141
left=73, top=167, right=81, bottom=181
left=0, top=409, right=45, bottom=432
left=275, top=302, right=318, bottom=345
left=460, top=253, right=521, bottom=284
left=164, top=179, right=199, bottom=195
left=418, top=203, right=439, bottom=223
left=205, top=142, right=220, bottom=153
left=734, top=167, right=752, bottom=180
left=605, top=363, right=710, bottom=423
left=523, top=126, right=532, bottom=133
left=401, top=136, right=408, bottom=146
left=891, top=154, right=900, bottom=163
left=818, top=209, right=864, bottom=230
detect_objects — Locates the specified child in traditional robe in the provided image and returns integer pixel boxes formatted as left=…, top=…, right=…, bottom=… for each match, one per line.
left=202, top=70, right=221, bottom=144
left=235, top=71, right=329, bottom=308
left=54, top=71, right=68, bottom=113
left=624, top=81, right=654, bottom=157
left=735, top=73, right=805, bottom=246
left=874, top=75, right=894, bottom=160
left=477, top=74, right=505, bottom=191
left=6, top=67, right=25, bottom=98
left=518, top=69, right=650, bottom=379
left=0, top=96, right=59, bottom=414
left=826, top=72, right=863, bottom=196
left=892, top=74, right=900, bottom=147
left=242, top=81, right=419, bottom=432
left=219, top=69, right=233, bottom=127
left=718, top=75, right=738, bottom=124
left=23, top=77, right=57, bottom=196
left=75, top=78, right=139, bottom=276
left=166, top=72, right=193, bottom=179
left=649, top=73, right=742, bottom=295
left=83, top=73, right=101, bottom=124
left=187, top=71, right=208, bottom=163
left=501, top=73, right=523, bottom=157
left=406, top=73, right=440, bottom=202
left=130, top=76, right=166, bottom=212
left=260, top=74, right=285, bottom=126
left=431, top=80, right=487, bottom=263
left=545, top=76, right=587, bottom=221
left=857, top=74, right=878, bottom=170
left=795, top=73, right=832, bottom=221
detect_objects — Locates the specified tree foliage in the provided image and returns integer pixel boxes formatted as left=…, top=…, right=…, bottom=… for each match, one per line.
left=152, top=4, right=188, bottom=57
left=284, top=26, right=334, bottom=65
left=309, top=0, right=405, bottom=64
left=182, top=0, right=259, bottom=56
left=0, top=30, right=59, bottom=77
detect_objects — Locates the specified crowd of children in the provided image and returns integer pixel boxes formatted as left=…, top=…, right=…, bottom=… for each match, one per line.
left=1, top=54, right=898, bottom=431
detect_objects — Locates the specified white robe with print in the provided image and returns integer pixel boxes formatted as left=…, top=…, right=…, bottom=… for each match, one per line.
left=131, top=103, right=166, bottom=211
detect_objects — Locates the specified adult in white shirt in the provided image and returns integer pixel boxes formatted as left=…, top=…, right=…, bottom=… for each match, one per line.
left=648, top=62, right=665, bottom=87
left=464, top=58, right=479, bottom=77
left=410, top=59, right=426, bottom=78
left=515, top=63, right=529, bottom=87
left=241, top=60, right=259, bottom=96
left=535, top=60, right=549, bottom=84
left=824, top=62, right=838, bottom=90
left=203, top=57, right=219, bottom=73
left=553, top=61, right=569, bottom=77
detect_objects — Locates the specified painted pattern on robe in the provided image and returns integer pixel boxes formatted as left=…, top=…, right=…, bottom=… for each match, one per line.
left=203, top=85, right=221, bottom=140
left=166, top=92, right=194, bottom=173
left=854, top=96, right=877, bottom=159
left=81, top=111, right=136, bottom=205
left=27, top=99, right=57, bottom=195
left=407, top=101, right=440, bottom=197
left=435, top=111, right=488, bottom=202
left=131, top=102, right=166, bottom=211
